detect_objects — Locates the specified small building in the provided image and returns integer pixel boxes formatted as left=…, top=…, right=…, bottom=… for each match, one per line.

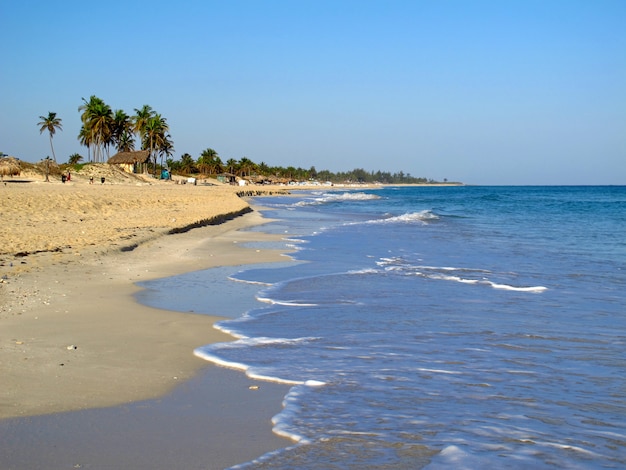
left=217, top=173, right=238, bottom=185
left=108, top=150, right=151, bottom=174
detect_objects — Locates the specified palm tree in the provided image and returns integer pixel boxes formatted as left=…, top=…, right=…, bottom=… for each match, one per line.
left=112, top=110, right=134, bottom=152
left=77, top=125, right=92, bottom=161
left=212, top=155, right=224, bottom=175
left=142, top=114, right=169, bottom=174
left=179, top=153, right=196, bottom=173
left=166, top=157, right=179, bottom=172
left=257, top=161, right=270, bottom=176
left=67, top=153, right=83, bottom=165
left=117, top=131, right=135, bottom=152
left=225, top=158, right=238, bottom=175
left=237, top=157, right=256, bottom=177
left=197, top=148, right=223, bottom=175
left=78, top=96, right=113, bottom=162
left=157, top=135, right=175, bottom=170
left=38, top=112, right=62, bottom=162
left=133, top=105, right=155, bottom=147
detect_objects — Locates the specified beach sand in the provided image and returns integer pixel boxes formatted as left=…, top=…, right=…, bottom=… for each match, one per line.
left=0, top=174, right=293, bottom=468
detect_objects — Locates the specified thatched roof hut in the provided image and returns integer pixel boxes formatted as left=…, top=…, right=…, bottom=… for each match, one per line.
left=108, top=150, right=150, bottom=174
left=217, top=173, right=238, bottom=185
left=0, top=157, right=21, bottom=180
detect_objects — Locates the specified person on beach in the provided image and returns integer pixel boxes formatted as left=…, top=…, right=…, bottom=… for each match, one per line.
left=89, top=176, right=93, bottom=184
left=67, top=172, right=71, bottom=182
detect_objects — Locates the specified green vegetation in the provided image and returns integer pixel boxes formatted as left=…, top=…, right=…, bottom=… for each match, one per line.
left=36, top=96, right=456, bottom=185
left=167, top=150, right=455, bottom=184
left=76, top=97, right=173, bottom=173
left=37, top=112, right=63, bottom=162
left=67, top=153, right=83, bottom=165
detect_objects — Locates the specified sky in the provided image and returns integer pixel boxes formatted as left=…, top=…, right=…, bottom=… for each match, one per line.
left=1, top=0, right=624, bottom=185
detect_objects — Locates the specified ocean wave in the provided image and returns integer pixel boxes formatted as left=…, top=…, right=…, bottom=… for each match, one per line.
left=227, top=276, right=273, bottom=287
left=294, top=192, right=381, bottom=207
left=257, top=296, right=319, bottom=307
left=422, top=273, right=547, bottom=293
left=366, top=210, right=440, bottom=225
left=347, top=268, right=379, bottom=275
left=194, top=337, right=325, bottom=386
left=373, top=259, right=548, bottom=293
left=485, top=282, right=548, bottom=293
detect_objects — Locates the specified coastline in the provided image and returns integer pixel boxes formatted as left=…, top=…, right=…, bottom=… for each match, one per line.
left=0, top=179, right=294, bottom=467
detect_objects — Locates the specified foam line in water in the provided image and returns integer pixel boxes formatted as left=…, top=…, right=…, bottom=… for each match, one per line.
left=374, top=260, right=549, bottom=293
left=409, top=272, right=548, bottom=293
left=366, top=210, right=439, bottom=224
left=227, top=275, right=273, bottom=286
left=486, top=282, right=548, bottom=292
left=194, top=347, right=305, bottom=386
left=294, top=192, right=381, bottom=207
left=417, top=368, right=462, bottom=375
left=256, top=296, right=318, bottom=307
left=213, top=322, right=248, bottom=339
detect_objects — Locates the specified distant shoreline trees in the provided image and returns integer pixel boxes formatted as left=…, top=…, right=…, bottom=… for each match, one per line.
left=168, top=151, right=451, bottom=185
left=36, top=96, right=454, bottom=184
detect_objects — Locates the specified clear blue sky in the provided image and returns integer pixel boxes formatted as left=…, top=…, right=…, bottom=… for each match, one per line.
left=1, top=0, right=624, bottom=184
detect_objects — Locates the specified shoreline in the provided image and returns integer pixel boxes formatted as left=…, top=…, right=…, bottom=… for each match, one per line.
left=1, top=207, right=289, bottom=419
left=0, top=180, right=296, bottom=467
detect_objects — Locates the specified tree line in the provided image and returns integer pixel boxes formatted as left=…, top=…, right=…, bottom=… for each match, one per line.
left=36, top=97, right=451, bottom=184
left=169, top=151, right=446, bottom=184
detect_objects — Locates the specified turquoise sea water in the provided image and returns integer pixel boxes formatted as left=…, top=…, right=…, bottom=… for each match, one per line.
left=143, top=186, right=626, bottom=469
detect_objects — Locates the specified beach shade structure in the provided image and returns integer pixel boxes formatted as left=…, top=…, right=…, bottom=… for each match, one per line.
left=108, top=150, right=151, bottom=174
left=0, top=157, right=21, bottom=180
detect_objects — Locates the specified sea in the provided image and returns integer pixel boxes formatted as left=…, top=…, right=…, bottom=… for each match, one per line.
left=138, top=185, right=626, bottom=469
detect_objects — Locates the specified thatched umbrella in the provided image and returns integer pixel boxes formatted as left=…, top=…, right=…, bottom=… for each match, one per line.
left=0, top=157, right=21, bottom=181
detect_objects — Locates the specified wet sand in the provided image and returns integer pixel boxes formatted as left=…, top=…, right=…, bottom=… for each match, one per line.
left=0, top=177, right=293, bottom=468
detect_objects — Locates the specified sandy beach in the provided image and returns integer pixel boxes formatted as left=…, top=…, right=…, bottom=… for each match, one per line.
left=0, top=173, right=293, bottom=468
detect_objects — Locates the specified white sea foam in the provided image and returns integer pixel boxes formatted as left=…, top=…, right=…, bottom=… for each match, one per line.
left=271, top=384, right=328, bottom=443
left=227, top=275, right=273, bottom=286
left=347, top=268, right=379, bottom=275
left=285, top=237, right=308, bottom=244
left=304, top=379, right=325, bottom=386
left=193, top=348, right=250, bottom=374
left=486, top=282, right=548, bottom=293
left=246, top=370, right=304, bottom=385
left=417, top=368, right=462, bottom=375
left=416, top=265, right=492, bottom=274
left=215, top=336, right=319, bottom=348
left=195, top=338, right=321, bottom=386
left=256, top=296, right=318, bottom=307
left=424, top=445, right=484, bottom=470
left=363, top=210, right=439, bottom=225
left=213, top=322, right=248, bottom=339
left=428, top=274, right=480, bottom=284
left=376, top=257, right=406, bottom=267
left=376, top=260, right=548, bottom=293
left=294, top=192, right=381, bottom=207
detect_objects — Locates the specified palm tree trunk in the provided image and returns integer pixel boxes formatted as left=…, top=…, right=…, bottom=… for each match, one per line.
left=49, top=135, right=57, bottom=162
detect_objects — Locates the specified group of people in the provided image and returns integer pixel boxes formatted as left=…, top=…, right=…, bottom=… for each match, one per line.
left=61, top=172, right=106, bottom=184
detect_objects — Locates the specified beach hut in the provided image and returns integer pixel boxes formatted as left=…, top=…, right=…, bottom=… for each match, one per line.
left=108, top=150, right=151, bottom=174
left=0, top=157, right=21, bottom=181
left=217, top=173, right=238, bottom=185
